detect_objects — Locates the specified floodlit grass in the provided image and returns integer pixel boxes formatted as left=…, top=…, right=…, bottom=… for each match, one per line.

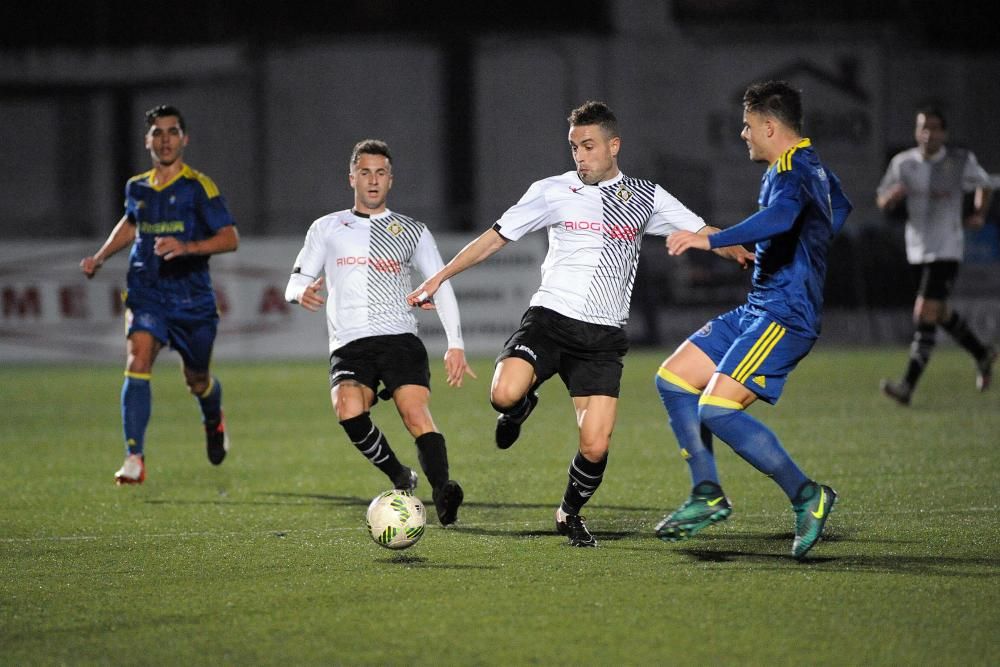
left=2, top=348, right=998, bottom=665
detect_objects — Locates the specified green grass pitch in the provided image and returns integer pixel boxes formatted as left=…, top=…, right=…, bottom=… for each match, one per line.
left=2, top=348, right=998, bottom=665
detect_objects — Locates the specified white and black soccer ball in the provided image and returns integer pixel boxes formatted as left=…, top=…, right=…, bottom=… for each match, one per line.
left=366, top=490, right=426, bottom=550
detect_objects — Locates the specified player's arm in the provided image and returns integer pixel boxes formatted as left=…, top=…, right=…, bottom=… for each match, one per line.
left=876, top=158, right=906, bottom=211
left=407, top=228, right=508, bottom=307
left=830, top=171, right=853, bottom=235
left=700, top=225, right=755, bottom=268
left=411, top=229, right=477, bottom=387
left=80, top=215, right=136, bottom=278
left=285, top=223, right=327, bottom=312
left=668, top=198, right=801, bottom=256
left=154, top=224, right=239, bottom=261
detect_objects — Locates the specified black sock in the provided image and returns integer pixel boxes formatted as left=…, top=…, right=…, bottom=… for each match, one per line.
left=903, top=322, right=936, bottom=388
left=415, top=432, right=449, bottom=490
left=339, top=412, right=407, bottom=485
left=941, top=311, right=988, bottom=360
left=560, top=452, right=608, bottom=515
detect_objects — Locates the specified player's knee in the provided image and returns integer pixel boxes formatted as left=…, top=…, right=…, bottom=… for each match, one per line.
left=489, top=383, right=524, bottom=412
left=577, top=437, right=609, bottom=462
left=399, top=407, right=433, bottom=435
left=185, top=376, right=210, bottom=396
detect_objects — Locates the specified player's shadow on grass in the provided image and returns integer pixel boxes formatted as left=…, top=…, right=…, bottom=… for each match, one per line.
left=374, top=554, right=500, bottom=570
left=452, top=525, right=635, bottom=542
left=259, top=492, right=660, bottom=515
left=670, top=532, right=997, bottom=575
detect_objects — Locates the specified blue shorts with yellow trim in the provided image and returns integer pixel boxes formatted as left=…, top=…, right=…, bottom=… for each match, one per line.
left=125, top=291, right=219, bottom=372
left=688, top=304, right=815, bottom=404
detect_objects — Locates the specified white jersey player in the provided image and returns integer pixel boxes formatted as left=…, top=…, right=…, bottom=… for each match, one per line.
left=408, top=102, right=752, bottom=546
left=876, top=107, right=995, bottom=404
left=285, top=140, right=474, bottom=525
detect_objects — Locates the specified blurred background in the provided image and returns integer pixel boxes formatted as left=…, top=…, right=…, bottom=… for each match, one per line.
left=2, top=0, right=998, bottom=361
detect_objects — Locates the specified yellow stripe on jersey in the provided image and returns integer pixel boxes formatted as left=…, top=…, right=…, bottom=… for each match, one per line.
left=656, top=366, right=702, bottom=394
left=125, top=371, right=152, bottom=380
left=776, top=138, right=812, bottom=173
left=698, top=394, right=744, bottom=410
left=190, top=168, right=221, bottom=199
left=732, top=322, right=786, bottom=383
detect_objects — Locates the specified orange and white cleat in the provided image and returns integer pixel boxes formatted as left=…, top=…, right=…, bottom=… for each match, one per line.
left=114, top=454, right=146, bottom=485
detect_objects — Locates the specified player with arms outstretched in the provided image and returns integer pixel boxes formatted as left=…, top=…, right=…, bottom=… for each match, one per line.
left=409, top=102, right=751, bottom=546
left=285, top=140, right=473, bottom=525
left=80, top=104, right=239, bottom=485
left=655, top=81, right=852, bottom=559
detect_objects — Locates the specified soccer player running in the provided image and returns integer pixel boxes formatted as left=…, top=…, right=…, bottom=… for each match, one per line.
left=80, top=105, right=239, bottom=485
left=285, top=140, right=474, bottom=526
left=655, top=81, right=852, bottom=559
left=407, top=102, right=752, bottom=547
left=877, top=107, right=995, bottom=405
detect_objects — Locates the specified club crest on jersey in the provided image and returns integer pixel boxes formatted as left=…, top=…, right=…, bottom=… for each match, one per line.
left=615, top=185, right=634, bottom=203
left=169, top=195, right=176, bottom=204
left=386, top=221, right=404, bottom=237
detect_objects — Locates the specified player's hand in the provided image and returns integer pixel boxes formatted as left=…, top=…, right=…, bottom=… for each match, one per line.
left=154, top=236, right=188, bottom=261
left=882, top=183, right=907, bottom=208
left=443, top=348, right=477, bottom=387
left=964, top=212, right=986, bottom=230
left=407, top=278, right=440, bottom=310
left=726, top=244, right=756, bottom=269
left=80, top=256, right=103, bottom=279
left=667, top=230, right=711, bottom=256
left=297, top=277, right=326, bottom=311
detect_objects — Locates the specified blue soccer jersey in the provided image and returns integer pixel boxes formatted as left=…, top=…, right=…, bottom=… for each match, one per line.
left=709, top=139, right=851, bottom=337
left=123, top=164, right=235, bottom=314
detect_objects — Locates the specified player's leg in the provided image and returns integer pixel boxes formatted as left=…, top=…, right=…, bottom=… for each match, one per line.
left=932, top=264, right=996, bottom=390
left=491, top=308, right=555, bottom=449
left=553, top=394, right=616, bottom=548
left=882, top=263, right=959, bottom=404
left=553, top=323, right=628, bottom=548
left=115, top=330, right=161, bottom=484
left=173, top=317, right=227, bottom=465
left=331, top=338, right=416, bottom=491
left=654, top=312, right=739, bottom=542
left=698, top=319, right=836, bottom=558
left=392, top=384, right=463, bottom=525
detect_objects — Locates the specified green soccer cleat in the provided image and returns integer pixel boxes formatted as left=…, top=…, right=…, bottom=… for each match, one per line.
left=792, top=482, right=838, bottom=559
left=655, top=482, right=732, bottom=542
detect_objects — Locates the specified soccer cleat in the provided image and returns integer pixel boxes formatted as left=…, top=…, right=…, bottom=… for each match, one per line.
left=393, top=468, right=419, bottom=492
left=495, top=391, right=539, bottom=450
left=879, top=378, right=912, bottom=406
left=205, top=413, right=229, bottom=465
left=555, top=506, right=597, bottom=547
left=976, top=347, right=996, bottom=392
left=792, top=482, right=838, bottom=559
left=655, top=482, right=733, bottom=542
left=432, top=480, right=464, bottom=526
left=114, top=454, right=146, bottom=486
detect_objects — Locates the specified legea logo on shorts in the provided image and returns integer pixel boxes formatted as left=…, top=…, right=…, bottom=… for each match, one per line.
left=514, top=344, right=537, bottom=360
left=330, top=370, right=356, bottom=381
left=694, top=322, right=712, bottom=337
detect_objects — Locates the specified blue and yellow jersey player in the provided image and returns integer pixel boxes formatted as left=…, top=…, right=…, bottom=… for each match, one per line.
left=81, top=104, right=239, bottom=485
left=653, top=81, right=852, bottom=559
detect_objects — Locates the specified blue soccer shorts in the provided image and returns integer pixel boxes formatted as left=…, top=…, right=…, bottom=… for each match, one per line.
left=687, top=304, right=815, bottom=404
left=126, top=299, right=219, bottom=372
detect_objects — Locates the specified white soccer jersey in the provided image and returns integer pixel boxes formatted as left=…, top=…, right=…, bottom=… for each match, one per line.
left=285, top=208, right=464, bottom=353
left=494, top=171, right=705, bottom=327
left=878, top=146, right=992, bottom=263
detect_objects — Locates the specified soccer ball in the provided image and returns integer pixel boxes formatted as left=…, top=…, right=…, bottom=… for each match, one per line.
left=366, top=490, right=426, bottom=550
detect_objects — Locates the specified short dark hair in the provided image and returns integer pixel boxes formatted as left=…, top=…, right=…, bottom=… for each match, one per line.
left=743, top=81, right=802, bottom=134
left=916, top=106, right=947, bottom=130
left=145, top=104, right=186, bottom=132
left=567, top=101, right=619, bottom=138
left=350, top=139, right=392, bottom=170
